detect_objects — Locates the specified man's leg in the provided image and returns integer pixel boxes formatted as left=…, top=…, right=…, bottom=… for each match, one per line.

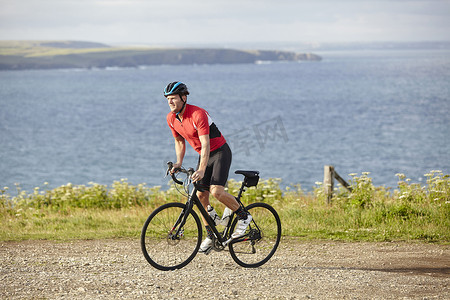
left=196, top=190, right=210, bottom=226
left=210, top=185, right=252, bottom=238
left=197, top=190, right=215, bottom=255
left=209, top=185, right=239, bottom=211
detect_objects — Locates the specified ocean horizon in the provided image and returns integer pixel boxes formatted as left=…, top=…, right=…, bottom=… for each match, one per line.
left=1, top=43, right=449, bottom=193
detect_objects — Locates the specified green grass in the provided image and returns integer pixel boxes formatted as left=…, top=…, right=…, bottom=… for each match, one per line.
left=1, top=171, right=449, bottom=243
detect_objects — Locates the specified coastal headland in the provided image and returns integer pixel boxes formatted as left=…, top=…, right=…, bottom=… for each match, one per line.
left=0, top=40, right=322, bottom=70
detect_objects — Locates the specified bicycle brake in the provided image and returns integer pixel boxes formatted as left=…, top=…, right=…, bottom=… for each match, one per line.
left=165, top=162, right=173, bottom=178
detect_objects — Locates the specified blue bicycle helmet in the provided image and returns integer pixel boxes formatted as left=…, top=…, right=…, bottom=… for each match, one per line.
left=164, top=81, right=189, bottom=97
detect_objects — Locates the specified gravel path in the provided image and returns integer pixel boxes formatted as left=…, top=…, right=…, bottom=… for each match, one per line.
left=1, top=238, right=449, bottom=299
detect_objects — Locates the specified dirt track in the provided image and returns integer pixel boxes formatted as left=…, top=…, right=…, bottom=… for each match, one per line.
left=1, top=238, right=449, bottom=299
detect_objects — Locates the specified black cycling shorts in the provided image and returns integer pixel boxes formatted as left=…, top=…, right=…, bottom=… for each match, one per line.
left=196, top=143, right=232, bottom=192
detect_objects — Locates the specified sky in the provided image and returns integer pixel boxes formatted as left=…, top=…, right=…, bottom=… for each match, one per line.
left=0, top=0, right=449, bottom=46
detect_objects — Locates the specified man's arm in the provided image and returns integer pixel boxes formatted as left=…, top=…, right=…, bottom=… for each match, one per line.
left=172, top=135, right=186, bottom=170
left=192, top=134, right=210, bottom=182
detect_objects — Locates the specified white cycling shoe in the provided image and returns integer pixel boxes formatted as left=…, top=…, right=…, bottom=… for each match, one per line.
left=198, top=237, right=213, bottom=255
left=231, top=214, right=252, bottom=239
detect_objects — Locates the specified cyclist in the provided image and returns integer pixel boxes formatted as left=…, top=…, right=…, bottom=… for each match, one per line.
left=164, top=81, right=252, bottom=254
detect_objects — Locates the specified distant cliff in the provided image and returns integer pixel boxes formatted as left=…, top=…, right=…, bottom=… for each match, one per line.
left=0, top=41, right=322, bottom=70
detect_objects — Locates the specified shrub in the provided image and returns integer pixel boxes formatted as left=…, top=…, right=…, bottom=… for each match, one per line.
left=1, top=171, right=449, bottom=242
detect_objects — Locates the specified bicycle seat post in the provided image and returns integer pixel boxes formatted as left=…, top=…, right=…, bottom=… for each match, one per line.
left=236, top=180, right=246, bottom=200
left=234, top=170, right=260, bottom=201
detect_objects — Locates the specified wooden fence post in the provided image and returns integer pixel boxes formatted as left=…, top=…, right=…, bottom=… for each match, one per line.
left=324, top=165, right=334, bottom=204
left=323, top=165, right=352, bottom=204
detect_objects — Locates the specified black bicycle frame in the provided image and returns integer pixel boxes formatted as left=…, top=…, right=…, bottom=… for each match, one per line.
left=173, top=183, right=239, bottom=245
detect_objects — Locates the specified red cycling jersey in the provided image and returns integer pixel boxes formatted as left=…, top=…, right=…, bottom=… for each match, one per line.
left=167, top=104, right=226, bottom=154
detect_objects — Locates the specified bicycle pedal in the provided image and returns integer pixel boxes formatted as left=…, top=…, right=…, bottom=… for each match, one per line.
left=199, top=246, right=213, bottom=255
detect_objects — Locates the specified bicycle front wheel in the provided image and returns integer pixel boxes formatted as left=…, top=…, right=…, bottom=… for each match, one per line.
left=140, top=202, right=202, bottom=271
left=229, top=202, right=281, bottom=268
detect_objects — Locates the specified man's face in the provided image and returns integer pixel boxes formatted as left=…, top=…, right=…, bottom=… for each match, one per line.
left=166, top=94, right=185, bottom=113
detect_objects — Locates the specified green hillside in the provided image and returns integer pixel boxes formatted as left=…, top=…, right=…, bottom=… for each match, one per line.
left=0, top=40, right=322, bottom=70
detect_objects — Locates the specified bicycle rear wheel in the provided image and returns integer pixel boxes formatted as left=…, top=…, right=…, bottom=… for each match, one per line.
left=141, top=202, right=202, bottom=271
left=229, top=202, right=281, bottom=268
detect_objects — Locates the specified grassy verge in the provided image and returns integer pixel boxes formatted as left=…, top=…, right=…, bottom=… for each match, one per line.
left=1, top=171, right=449, bottom=243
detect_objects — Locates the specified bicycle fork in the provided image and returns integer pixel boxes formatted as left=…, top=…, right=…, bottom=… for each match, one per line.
left=169, top=200, right=194, bottom=240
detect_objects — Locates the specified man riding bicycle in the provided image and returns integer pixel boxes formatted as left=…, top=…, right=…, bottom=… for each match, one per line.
left=164, top=81, right=252, bottom=254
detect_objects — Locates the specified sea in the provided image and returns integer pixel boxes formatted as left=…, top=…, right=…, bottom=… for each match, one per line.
left=1, top=43, right=449, bottom=193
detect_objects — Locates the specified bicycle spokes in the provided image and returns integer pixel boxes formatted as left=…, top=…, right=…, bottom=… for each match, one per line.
left=228, top=202, right=281, bottom=268
left=141, top=203, right=202, bottom=271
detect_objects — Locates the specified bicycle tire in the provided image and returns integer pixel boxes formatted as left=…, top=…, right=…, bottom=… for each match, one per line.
left=228, top=202, right=281, bottom=268
left=141, top=202, right=202, bottom=271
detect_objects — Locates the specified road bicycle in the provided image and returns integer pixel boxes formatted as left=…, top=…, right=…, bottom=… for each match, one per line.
left=140, top=162, right=282, bottom=271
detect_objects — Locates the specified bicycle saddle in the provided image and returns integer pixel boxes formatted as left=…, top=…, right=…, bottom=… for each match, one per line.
left=235, top=170, right=259, bottom=178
